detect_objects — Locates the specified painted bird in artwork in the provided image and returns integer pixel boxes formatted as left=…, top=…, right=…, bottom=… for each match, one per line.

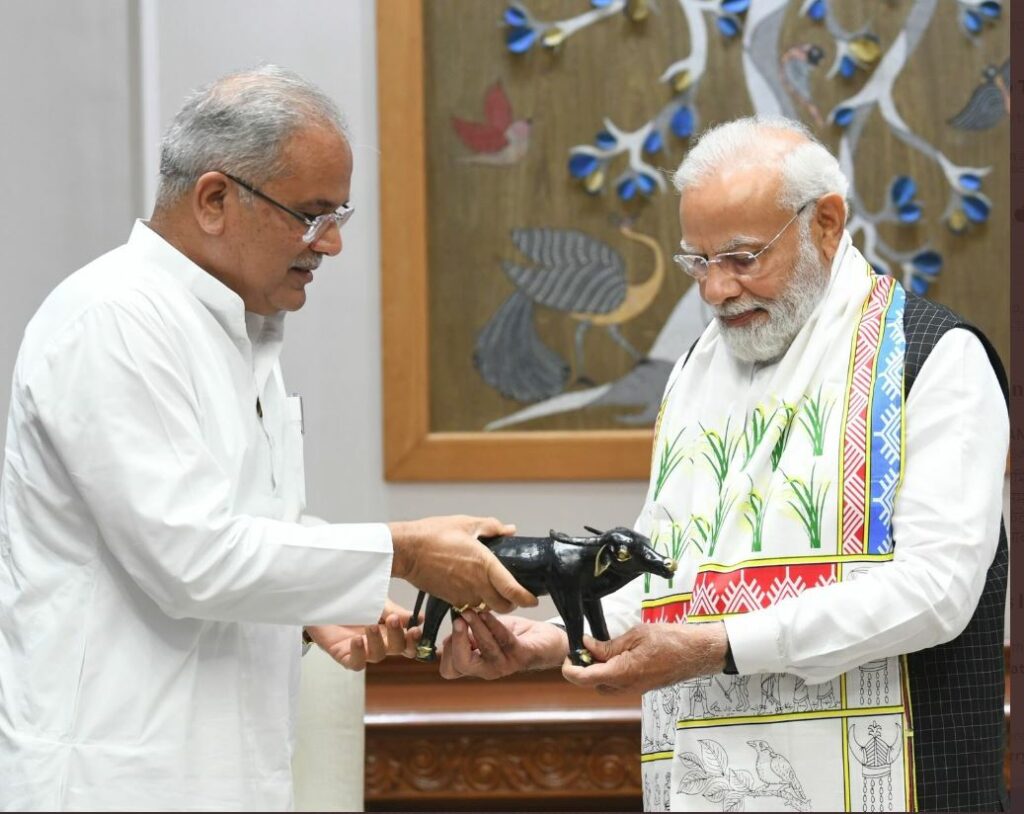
left=948, top=59, right=1011, bottom=130
left=748, top=739, right=811, bottom=805
left=473, top=219, right=666, bottom=403
left=779, top=43, right=826, bottom=127
left=451, top=81, right=531, bottom=165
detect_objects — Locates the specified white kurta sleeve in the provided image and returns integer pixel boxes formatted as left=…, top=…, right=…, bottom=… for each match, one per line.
left=724, top=328, right=1007, bottom=682
left=23, top=298, right=392, bottom=626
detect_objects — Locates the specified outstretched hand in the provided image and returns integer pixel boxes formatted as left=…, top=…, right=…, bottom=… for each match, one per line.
left=438, top=611, right=569, bottom=680
left=305, top=599, right=421, bottom=671
left=561, top=622, right=728, bottom=695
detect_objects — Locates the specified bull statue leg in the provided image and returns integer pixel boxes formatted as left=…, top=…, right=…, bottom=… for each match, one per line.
left=414, top=595, right=453, bottom=661
left=548, top=587, right=591, bottom=667
left=582, top=597, right=610, bottom=641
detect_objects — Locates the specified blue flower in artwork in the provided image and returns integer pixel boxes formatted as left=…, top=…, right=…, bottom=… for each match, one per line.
left=897, top=203, right=922, bottom=223
left=670, top=105, right=694, bottom=138
left=944, top=176, right=991, bottom=232
left=900, top=251, right=942, bottom=295
left=636, top=172, right=657, bottom=195
left=890, top=176, right=916, bottom=208
left=959, top=172, right=982, bottom=191
left=615, top=171, right=658, bottom=202
left=911, top=250, right=942, bottom=278
left=906, top=251, right=941, bottom=295
left=979, top=1, right=1002, bottom=18
left=833, top=106, right=855, bottom=127
left=568, top=149, right=608, bottom=194
left=962, top=194, right=990, bottom=223
left=504, top=5, right=528, bottom=26
left=716, top=14, right=741, bottom=38
left=595, top=130, right=618, bottom=150
left=839, top=55, right=857, bottom=78
left=503, top=4, right=540, bottom=53
left=715, top=0, right=750, bottom=39
left=909, top=275, right=930, bottom=296
left=643, top=129, right=663, bottom=155
left=888, top=175, right=924, bottom=223
left=959, top=0, right=1002, bottom=37
left=506, top=25, right=537, bottom=53
left=591, top=0, right=615, bottom=7
left=804, top=0, right=827, bottom=22
left=568, top=152, right=599, bottom=178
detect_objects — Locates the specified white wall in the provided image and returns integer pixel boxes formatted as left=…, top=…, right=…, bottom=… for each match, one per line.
left=0, top=0, right=139, bottom=410
left=0, top=1, right=646, bottom=809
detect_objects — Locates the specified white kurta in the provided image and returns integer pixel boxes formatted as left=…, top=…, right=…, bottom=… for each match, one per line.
left=0, top=222, right=393, bottom=810
left=597, top=235, right=1007, bottom=812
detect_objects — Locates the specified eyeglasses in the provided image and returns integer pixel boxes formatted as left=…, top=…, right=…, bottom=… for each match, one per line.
left=221, top=172, right=354, bottom=244
left=673, top=201, right=813, bottom=281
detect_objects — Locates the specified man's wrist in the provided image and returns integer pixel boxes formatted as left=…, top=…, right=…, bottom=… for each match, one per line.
left=528, top=622, right=571, bottom=671
left=706, top=621, right=735, bottom=674
left=722, top=637, right=738, bottom=675
left=387, top=522, right=413, bottom=579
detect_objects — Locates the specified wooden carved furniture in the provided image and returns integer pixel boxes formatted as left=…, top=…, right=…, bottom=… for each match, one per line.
left=364, top=658, right=642, bottom=811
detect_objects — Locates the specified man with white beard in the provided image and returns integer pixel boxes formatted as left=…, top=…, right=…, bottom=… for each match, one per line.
left=437, top=117, right=1009, bottom=812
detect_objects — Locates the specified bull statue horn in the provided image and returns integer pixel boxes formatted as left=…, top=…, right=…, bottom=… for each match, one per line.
left=584, top=525, right=604, bottom=535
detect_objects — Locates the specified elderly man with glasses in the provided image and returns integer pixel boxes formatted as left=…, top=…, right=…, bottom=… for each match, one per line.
left=439, top=117, right=1008, bottom=812
left=0, top=65, right=536, bottom=811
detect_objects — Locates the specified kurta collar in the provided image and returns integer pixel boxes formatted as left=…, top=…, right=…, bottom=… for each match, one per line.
left=127, top=220, right=285, bottom=388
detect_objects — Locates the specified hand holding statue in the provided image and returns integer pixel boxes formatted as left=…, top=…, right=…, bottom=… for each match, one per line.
left=388, top=515, right=538, bottom=613
left=438, top=610, right=569, bottom=680
left=560, top=622, right=728, bottom=695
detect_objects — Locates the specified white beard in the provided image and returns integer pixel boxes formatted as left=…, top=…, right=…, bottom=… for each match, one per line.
left=715, top=226, right=829, bottom=364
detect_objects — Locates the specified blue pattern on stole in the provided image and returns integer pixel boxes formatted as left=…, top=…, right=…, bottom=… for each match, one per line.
left=867, top=282, right=906, bottom=554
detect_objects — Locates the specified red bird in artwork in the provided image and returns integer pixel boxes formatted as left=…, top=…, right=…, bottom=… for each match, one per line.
left=451, top=81, right=531, bottom=165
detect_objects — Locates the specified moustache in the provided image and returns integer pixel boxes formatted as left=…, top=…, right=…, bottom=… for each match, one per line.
left=716, top=298, right=770, bottom=318
left=291, top=256, right=322, bottom=272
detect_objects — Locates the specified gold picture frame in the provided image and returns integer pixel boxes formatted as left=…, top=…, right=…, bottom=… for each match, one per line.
left=377, top=1, right=654, bottom=481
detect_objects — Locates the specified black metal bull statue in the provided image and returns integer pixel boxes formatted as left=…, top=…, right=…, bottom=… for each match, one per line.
left=408, top=526, right=676, bottom=667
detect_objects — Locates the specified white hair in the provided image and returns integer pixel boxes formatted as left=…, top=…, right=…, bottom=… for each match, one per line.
left=155, top=64, right=348, bottom=209
left=672, top=116, right=849, bottom=219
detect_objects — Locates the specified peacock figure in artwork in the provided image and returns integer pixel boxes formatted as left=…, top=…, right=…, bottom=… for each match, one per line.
left=474, top=218, right=665, bottom=403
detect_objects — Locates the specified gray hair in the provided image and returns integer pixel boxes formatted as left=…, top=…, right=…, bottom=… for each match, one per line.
left=155, top=64, right=348, bottom=209
left=672, top=116, right=849, bottom=219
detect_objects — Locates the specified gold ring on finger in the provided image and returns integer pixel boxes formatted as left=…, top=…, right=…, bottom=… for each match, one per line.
left=454, top=603, right=470, bottom=613
left=473, top=602, right=488, bottom=613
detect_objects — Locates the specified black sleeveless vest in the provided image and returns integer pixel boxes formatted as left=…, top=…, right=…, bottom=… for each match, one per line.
left=901, top=293, right=1008, bottom=812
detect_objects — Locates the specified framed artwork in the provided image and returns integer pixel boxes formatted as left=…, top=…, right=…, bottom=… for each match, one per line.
left=378, top=0, right=1008, bottom=481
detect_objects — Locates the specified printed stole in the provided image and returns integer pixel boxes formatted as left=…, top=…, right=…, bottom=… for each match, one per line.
left=638, top=271, right=915, bottom=812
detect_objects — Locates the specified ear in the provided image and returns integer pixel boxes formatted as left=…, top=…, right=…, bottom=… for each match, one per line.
left=594, top=544, right=612, bottom=578
left=191, top=171, right=232, bottom=237
left=812, top=192, right=846, bottom=264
